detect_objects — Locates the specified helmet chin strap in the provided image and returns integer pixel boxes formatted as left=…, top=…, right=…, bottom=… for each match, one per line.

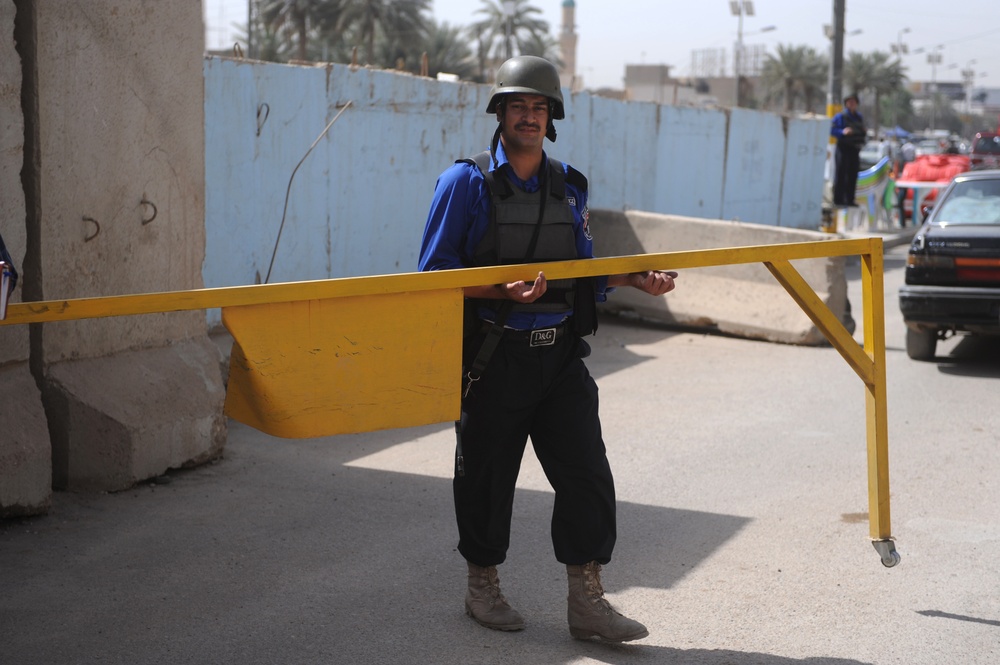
left=546, top=120, right=557, bottom=142
left=490, top=123, right=503, bottom=169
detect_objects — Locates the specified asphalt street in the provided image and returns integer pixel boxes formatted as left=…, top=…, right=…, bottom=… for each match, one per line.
left=2, top=242, right=999, bottom=665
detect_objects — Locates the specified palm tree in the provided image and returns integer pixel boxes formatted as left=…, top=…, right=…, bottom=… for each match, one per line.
left=798, top=49, right=829, bottom=113
left=760, top=44, right=827, bottom=113
left=259, top=0, right=345, bottom=62
left=844, top=51, right=906, bottom=134
left=339, top=0, right=431, bottom=66
left=867, top=51, right=906, bottom=133
left=517, top=30, right=562, bottom=66
left=416, top=21, right=477, bottom=79
left=468, top=0, right=549, bottom=79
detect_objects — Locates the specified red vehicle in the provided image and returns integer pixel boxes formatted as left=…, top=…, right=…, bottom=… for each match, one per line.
left=897, top=153, right=970, bottom=225
left=969, top=132, right=1000, bottom=170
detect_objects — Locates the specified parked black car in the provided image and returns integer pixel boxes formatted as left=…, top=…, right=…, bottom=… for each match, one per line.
left=899, top=169, right=1000, bottom=360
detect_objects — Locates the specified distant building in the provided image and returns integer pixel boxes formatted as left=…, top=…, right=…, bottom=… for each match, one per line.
left=623, top=64, right=764, bottom=109
left=909, top=80, right=965, bottom=102
left=970, top=88, right=1000, bottom=127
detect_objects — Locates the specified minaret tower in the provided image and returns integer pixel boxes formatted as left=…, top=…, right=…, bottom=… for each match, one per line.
left=559, top=0, right=579, bottom=90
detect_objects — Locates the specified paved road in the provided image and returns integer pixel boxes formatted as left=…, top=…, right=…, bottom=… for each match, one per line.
left=2, top=243, right=999, bottom=665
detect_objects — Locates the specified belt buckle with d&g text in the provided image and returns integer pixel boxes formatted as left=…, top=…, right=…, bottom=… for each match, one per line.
left=529, top=328, right=557, bottom=347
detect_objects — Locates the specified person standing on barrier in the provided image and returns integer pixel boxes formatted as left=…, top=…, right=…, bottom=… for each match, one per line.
left=418, top=55, right=676, bottom=642
left=831, top=93, right=867, bottom=207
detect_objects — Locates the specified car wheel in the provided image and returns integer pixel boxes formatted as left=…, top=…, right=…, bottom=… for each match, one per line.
left=906, top=327, right=937, bottom=361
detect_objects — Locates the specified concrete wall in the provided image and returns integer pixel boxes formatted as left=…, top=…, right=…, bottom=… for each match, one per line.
left=2, top=1, right=227, bottom=512
left=31, top=2, right=227, bottom=493
left=1, top=0, right=50, bottom=517
left=203, top=58, right=830, bottom=327
left=592, top=210, right=851, bottom=346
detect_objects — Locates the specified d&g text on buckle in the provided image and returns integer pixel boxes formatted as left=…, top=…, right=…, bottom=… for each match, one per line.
left=529, top=328, right=557, bottom=347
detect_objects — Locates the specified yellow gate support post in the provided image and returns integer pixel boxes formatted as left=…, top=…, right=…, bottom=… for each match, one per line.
left=0, top=239, right=898, bottom=566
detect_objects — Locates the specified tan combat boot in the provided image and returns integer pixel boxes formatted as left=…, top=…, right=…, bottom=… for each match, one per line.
left=465, top=563, right=525, bottom=631
left=566, top=562, right=648, bottom=642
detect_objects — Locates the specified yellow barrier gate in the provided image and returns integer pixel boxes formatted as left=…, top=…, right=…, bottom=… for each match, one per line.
left=0, top=238, right=900, bottom=567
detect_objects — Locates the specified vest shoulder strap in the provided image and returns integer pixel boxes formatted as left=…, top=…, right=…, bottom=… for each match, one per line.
left=565, top=163, right=588, bottom=193
left=457, top=150, right=513, bottom=198
left=458, top=151, right=586, bottom=200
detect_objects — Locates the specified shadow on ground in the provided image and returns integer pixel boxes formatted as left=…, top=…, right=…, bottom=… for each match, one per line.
left=0, top=415, right=872, bottom=665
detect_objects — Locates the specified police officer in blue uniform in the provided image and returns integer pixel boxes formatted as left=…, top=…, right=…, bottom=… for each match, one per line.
left=830, top=93, right=867, bottom=206
left=419, top=56, right=676, bottom=642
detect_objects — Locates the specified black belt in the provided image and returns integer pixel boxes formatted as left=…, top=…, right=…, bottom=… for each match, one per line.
left=480, top=322, right=568, bottom=347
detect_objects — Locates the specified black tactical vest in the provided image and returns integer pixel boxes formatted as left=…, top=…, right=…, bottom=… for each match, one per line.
left=460, top=150, right=587, bottom=313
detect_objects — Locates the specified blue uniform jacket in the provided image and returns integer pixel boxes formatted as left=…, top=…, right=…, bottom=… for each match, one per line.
left=830, top=109, right=865, bottom=143
left=418, top=142, right=609, bottom=330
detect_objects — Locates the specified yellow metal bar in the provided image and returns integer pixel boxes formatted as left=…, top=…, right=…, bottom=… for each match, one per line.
left=0, top=239, right=878, bottom=326
left=860, top=244, right=892, bottom=541
left=0, top=237, right=895, bottom=557
left=764, top=259, right=874, bottom=385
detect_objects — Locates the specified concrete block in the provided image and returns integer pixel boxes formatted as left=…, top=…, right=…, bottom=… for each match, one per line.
left=43, top=337, right=227, bottom=492
left=0, top=362, right=51, bottom=517
left=593, top=209, right=852, bottom=346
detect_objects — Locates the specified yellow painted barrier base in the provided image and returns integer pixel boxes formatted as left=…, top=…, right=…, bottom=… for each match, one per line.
left=223, top=290, right=463, bottom=439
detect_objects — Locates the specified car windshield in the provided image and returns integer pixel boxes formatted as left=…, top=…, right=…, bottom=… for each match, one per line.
left=974, top=136, right=1000, bottom=155
left=934, top=179, right=1000, bottom=225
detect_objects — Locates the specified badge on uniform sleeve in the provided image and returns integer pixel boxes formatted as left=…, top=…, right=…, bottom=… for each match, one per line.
left=582, top=205, right=592, bottom=240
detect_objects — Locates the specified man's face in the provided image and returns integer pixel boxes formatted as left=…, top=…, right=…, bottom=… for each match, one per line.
left=498, top=93, right=550, bottom=151
left=845, top=98, right=858, bottom=113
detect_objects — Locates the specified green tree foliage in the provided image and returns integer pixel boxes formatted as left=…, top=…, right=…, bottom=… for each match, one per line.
left=420, top=21, right=478, bottom=79
left=844, top=51, right=906, bottom=134
left=468, top=0, right=550, bottom=80
left=254, top=0, right=432, bottom=67
left=759, top=44, right=827, bottom=113
left=371, top=20, right=476, bottom=79
left=339, top=0, right=431, bottom=67
left=249, top=0, right=532, bottom=80
left=258, top=0, right=345, bottom=61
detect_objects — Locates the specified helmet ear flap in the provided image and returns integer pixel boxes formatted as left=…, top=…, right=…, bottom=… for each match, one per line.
left=546, top=119, right=557, bottom=143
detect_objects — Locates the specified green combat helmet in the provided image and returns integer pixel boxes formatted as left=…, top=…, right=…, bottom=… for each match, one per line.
left=486, top=55, right=565, bottom=120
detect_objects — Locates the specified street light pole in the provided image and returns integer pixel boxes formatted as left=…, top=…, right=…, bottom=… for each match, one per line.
left=890, top=28, right=909, bottom=130
left=961, top=60, right=977, bottom=115
left=729, top=0, right=755, bottom=108
left=927, top=49, right=942, bottom=130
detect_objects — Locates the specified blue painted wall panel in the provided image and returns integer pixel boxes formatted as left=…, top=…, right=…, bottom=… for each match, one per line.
left=655, top=106, right=727, bottom=218
left=204, top=58, right=829, bottom=326
left=721, top=108, right=785, bottom=224
left=779, top=117, right=830, bottom=228
left=623, top=101, right=660, bottom=212
left=585, top=95, right=629, bottom=209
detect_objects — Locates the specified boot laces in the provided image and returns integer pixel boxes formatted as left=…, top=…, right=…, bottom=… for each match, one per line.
left=484, top=566, right=508, bottom=607
left=583, top=563, right=614, bottom=614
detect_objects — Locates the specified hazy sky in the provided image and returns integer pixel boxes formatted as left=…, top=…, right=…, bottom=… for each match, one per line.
left=204, top=0, right=1000, bottom=92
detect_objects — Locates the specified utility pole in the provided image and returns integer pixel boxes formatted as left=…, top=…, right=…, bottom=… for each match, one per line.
left=729, top=0, right=755, bottom=108
left=827, top=0, right=845, bottom=118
